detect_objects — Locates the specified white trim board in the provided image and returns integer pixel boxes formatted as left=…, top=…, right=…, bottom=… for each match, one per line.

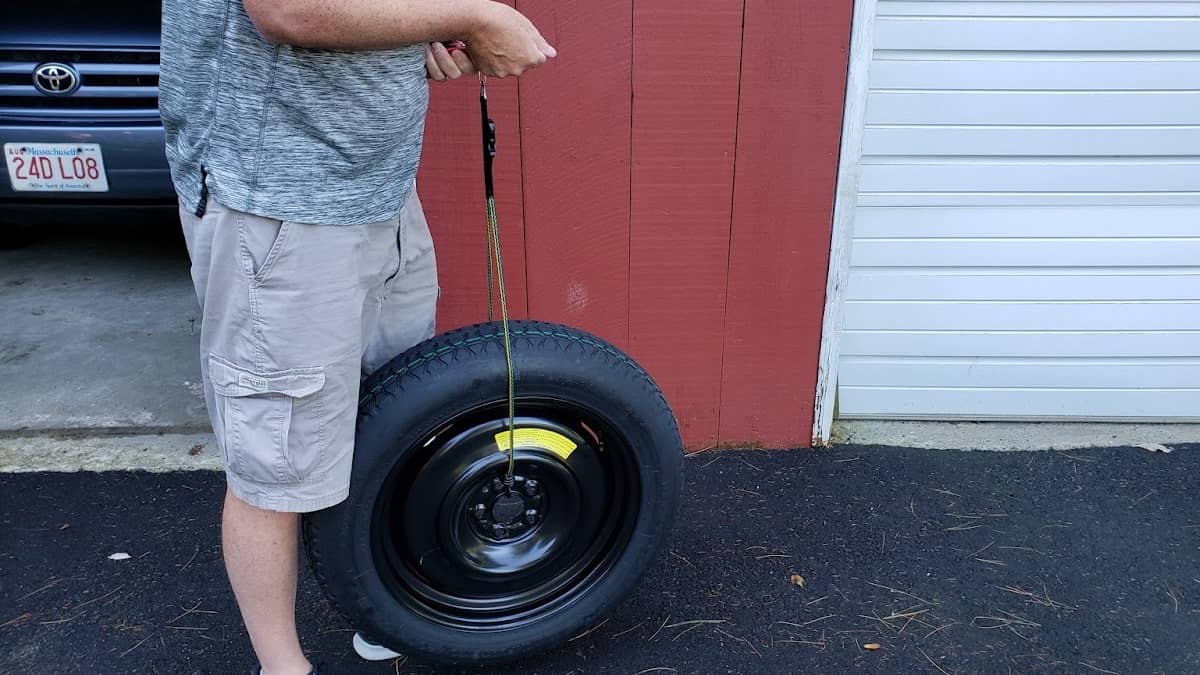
left=812, top=0, right=878, bottom=446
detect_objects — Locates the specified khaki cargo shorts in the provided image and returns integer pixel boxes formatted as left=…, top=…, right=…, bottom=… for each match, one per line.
left=179, top=183, right=438, bottom=512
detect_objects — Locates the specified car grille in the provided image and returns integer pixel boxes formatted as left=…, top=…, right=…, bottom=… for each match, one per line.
left=0, top=48, right=160, bottom=125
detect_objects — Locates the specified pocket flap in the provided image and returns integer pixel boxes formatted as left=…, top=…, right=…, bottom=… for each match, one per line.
left=208, top=355, right=325, bottom=398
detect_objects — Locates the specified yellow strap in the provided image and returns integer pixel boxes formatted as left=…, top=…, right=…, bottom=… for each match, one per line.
left=479, top=75, right=516, bottom=482
left=486, top=192, right=517, bottom=481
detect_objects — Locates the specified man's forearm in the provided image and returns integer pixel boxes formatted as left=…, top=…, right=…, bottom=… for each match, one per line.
left=244, top=0, right=497, bottom=50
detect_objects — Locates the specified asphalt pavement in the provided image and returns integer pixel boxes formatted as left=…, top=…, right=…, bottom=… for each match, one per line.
left=2, top=444, right=1198, bottom=675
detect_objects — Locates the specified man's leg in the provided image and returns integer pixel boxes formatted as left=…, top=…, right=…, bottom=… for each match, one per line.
left=180, top=195, right=403, bottom=670
left=222, top=489, right=310, bottom=675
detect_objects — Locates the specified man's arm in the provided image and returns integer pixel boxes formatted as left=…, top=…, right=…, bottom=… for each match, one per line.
left=243, top=0, right=555, bottom=77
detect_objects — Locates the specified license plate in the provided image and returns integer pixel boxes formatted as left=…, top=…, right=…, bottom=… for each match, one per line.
left=4, top=142, right=109, bottom=192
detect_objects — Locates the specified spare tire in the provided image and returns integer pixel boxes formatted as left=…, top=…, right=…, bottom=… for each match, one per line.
left=303, top=320, right=683, bottom=664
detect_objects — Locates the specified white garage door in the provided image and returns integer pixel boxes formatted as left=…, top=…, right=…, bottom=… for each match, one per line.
left=838, top=0, right=1200, bottom=420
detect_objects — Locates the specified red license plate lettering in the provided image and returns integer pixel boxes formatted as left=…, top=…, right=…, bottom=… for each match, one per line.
left=5, top=143, right=108, bottom=192
left=29, top=156, right=54, bottom=180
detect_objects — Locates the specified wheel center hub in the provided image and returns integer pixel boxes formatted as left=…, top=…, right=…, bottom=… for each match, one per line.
left=467, top=472, right=547, bottom=541
left=491, top=493, right=525, bottom=523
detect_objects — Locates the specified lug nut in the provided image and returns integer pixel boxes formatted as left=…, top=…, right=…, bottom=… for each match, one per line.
left=524, top=479, right=539, bottom=496
left=492, top=523, right=508, bottom=538
left=492, top=477, right=505, bottom=492
left=524, top=509, right=538, bottom=524
left=472, top=503, right=487, bottom=520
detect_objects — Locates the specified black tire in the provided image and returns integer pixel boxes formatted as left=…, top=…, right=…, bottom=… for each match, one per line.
left=303, top=320, right=683, bottom=665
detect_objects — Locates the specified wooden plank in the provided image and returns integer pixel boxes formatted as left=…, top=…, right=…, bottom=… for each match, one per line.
left=849, top=271, right=1200, bottom=301
left=419, top=72, right=528, bottom=333
left=878, top=1, right=1200, bottom=18
left=870, top=58, right=1200, bottom=91
left=859, top=160, right=1200, bottom=194
left=838, top=386, right=1200, bottom=419
left=840, top=356, right=1200, bottom=388
left=517, top=0, right=632, bottom=348
left=874, top=17, right=1200, bottom=51
left=850, top=237, right=1200, bottom=267
left=854, top=206, right=1200, bottom=238
left=813, top=0, right=881, bottom=446
left=842, top=300, right=1200, bottom=330
left=629, top=0, right=742, bottom=448
left=863, top=125, right=1200, bottom=157
left=866, top=92, right=1200, bottom=125
left=841, top=329, right=1200, bottom=357
left=720, top=0, right=852, bottom=447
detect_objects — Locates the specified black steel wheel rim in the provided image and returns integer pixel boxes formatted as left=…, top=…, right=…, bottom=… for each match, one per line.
left=371, top=397, right=642, bottom=631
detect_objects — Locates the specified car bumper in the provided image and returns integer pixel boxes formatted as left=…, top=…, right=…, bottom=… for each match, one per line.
left=0, top=124, right=176, bottom=224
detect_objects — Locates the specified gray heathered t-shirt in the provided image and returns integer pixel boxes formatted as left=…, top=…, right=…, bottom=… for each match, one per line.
left=160, top=0, right=429, bottom=225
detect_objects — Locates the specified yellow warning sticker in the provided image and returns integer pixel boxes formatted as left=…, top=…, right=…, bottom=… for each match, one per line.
left=494, top=428, right=578, bottom=461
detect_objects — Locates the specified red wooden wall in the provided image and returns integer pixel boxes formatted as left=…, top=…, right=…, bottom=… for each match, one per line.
left=417, top=0, right=852, bottom=450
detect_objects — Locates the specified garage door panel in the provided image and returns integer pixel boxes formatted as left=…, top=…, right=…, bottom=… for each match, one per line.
left=843, top=301, right=1200, bottom=330
left=841, top=356, right=1200, bottom=388
left=851, top=238, right=1200, bottom=267
left=875, top=17, right=1200, bottom=51
left=879, top=2, right=1200, bottom=19
left=839, top=386, right=1200, bottom=419
left=857, top=191, right=1200, bottom=207
left=870, top=58, right=1200, bottom=91
left=854, top=206, right=1200, bottom=238
left=863, top=125, right=1200, bottom=157
left=866, top=92, right=1200, bottom=125
left=838, top=1, right=1200, bottom=421
left=849, top=271, right=1200, bottom=301
left=860, top=160, right=1200, bottom=193
left=842, top=330, right=1200, bottom=358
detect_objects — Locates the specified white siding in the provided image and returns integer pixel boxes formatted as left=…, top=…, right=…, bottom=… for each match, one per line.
left=838, top=0, right=1200, bottom=420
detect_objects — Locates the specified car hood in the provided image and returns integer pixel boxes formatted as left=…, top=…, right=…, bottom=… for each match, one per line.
left=1, top=0, right=161, bottom=49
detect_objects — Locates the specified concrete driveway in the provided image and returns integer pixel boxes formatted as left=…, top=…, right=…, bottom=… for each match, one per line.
left=1, top=222, right=206, bottom=433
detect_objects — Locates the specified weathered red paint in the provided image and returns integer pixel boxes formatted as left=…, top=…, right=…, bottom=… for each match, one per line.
left=416, top=1, right=852, bottom=449
left=420, top=3, right=527, bottom=331
left=517, top=0, right=633, bottom=349
left=718, top=0, right=852, bottom=448
left=629, top=0, right=743, bottom=448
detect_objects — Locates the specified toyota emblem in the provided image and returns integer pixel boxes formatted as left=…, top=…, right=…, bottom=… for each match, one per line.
left=33, top=63, right=80, bottom=96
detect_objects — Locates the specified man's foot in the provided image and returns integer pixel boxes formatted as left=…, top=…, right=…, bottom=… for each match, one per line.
left=352, top=632, right=402, bottom=661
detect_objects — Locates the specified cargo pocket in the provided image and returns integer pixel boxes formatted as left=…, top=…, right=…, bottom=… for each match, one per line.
left=208, top=355, right=326, bottom=484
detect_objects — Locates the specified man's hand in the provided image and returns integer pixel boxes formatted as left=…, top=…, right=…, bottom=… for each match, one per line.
left=426, top=42, right=477, bottom=81
left=466, top=3, right=556, bottom=78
